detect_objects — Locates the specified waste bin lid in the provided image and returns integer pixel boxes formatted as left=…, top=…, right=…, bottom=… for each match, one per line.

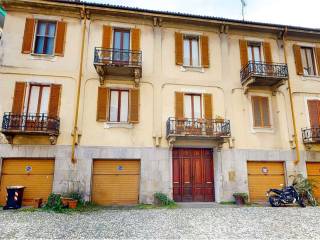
left=6, top=186, right=25, bottom=189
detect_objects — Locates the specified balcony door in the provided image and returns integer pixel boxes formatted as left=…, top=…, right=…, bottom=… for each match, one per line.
left=183, top=94, right=202, bottom=135
left=25, top=84, right=50, bottom=130
left=113, top=29, right=130, bottom=64
left=247, top=43, right=262, bottom=63
left=184, top=94, right=202, bottom=120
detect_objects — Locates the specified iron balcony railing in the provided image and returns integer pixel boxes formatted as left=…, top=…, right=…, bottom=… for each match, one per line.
left=2, top=112, right=60, bottom=135
left=302, top=127, right=320, bottom=144
left=166, top=117, right=231, bottom=138
left=94, top=47, right=142, bottom=67
left=240, top=61, right=288, bottom=84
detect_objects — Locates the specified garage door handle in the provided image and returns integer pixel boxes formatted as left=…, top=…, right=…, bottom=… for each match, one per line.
left=184, top=182, right=190, bottom=183
left=206, top=182, right=212, bottom=183
left=173, top=182, right=179, bottom=184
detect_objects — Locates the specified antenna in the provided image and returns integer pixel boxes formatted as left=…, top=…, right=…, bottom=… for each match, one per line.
left=241, top=0, right=247, bottom=21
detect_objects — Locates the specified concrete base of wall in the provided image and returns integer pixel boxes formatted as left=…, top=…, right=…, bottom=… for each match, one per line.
left=0, top=144, right=318, bottom=204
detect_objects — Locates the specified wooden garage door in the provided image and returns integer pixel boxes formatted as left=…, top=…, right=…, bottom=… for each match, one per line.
left=0, top=159, right=54, bottom=206
left=306, top=162, right=320, bottom=201
left=247, top=161, right=285, bottom=202
left=92, top=160, right=140, bottom=205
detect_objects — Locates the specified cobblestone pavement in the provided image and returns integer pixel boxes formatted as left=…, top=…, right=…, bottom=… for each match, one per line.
left=0, top=206, right=319, bottom=239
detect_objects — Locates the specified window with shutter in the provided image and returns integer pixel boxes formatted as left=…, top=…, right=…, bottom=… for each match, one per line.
left=183, top=35, right=200, bottom=67
left=184, top=94, right=202, bottom=119
left=247, top=42, right=262, bottom=63
left=26, top=84, right=51, bottom=115
left=251, top=96, right=271, bottom=128
left=301, top=47, right=317, bottom=76
left=22, top=18, right=67, bottom=56
left=307, top=100, right=320, bottom=128
left=34, top=20, right=57, bottom=55
left=109, top=89, right=129, bottom=122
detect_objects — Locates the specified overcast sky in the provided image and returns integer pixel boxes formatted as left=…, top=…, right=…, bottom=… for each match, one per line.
left=84, top=0, right=319, bottom=28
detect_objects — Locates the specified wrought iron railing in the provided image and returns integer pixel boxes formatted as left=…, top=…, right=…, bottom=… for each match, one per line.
left=2, top=112, right=60, bottom=135
left=94, top=47, right=142, bottom=67
left=302, top=127, right=320, bottom=143
left=240, top=61, right=288, bottom=84
left=166, top=117, right=231, bottom=138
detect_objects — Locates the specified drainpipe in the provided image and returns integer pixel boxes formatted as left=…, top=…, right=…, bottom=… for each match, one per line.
left=71, top=6, right=87, bottom=163
left=282, top=27, right=300, bottom=165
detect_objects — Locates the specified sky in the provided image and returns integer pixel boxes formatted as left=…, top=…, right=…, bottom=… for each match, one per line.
left=83, top=0, right=320, bottom=28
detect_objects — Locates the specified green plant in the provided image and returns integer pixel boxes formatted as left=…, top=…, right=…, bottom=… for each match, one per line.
left=291, top=174, right=318, bottom=206
left=66, top=192, right=85, bottom=205
left=44, top=193, right=63, bottom=212
left=154, top=192, right=176, bottom=206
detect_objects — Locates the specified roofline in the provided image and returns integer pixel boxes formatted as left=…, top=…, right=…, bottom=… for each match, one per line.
left=4, top=0, right=320, bottom=35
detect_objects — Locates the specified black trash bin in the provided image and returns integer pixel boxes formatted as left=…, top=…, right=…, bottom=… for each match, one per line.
left=3, top=186, right=25, bottom=210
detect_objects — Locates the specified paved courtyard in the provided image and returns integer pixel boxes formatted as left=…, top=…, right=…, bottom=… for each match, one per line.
left=0, top=206, right=319, bottom=239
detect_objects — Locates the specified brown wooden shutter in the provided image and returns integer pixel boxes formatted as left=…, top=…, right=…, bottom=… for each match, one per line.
left=129, top=89, right=140, bottom=123
left=239, top=40, right=248, bottom=68
left=54, top=21, right=67, bottom=56
left=252, top=96, right=262, bottom=127
left=175, top=92, right=184, bottom=120
left=200, top=35, right=209, bottom=68
left=261, top=97, right=270, bottom=127
left=131, top=28, right=141, bottom=51
left=315, top=47, right=320, bottom=76
left=21, top=18, right=35, bottom=54
left=97, top=87, right=109, bottom=121
left=48, top=84, right=62, bottom=118
left=293, top=44, right=303, bottom=75
left=175, top=32, right=183, bottom=65
left=11, top=82, right=26, bottom=114
left=203, top=94, right=213, bottom=120
left=102, top=26, right=112, bottom=49
left=263, top=42, right=272, bottom=63
left=131, top=28, right=141, bottom=64
left=307, top=100, right=320, bottom=127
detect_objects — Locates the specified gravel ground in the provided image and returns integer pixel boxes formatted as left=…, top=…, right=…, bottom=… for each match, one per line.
left=0, top=206, right=320, bottom=239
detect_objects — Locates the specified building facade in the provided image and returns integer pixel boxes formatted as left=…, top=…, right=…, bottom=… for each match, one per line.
left=0, top=0, right=320, bottom=205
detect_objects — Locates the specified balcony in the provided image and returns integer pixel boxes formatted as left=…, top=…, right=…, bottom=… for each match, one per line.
left=94, top=47, right=142, bottom=85
left=302, top=127, right=320, bottom=144
left=1, top=112, right=60, bottom=144
left=166, top=117, right=231, bottom=140
left=240, top=61, right=288, bottom=91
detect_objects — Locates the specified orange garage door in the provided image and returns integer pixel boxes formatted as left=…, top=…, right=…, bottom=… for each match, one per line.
left=0, top=159, right=54, bottom=206
left=247, top=161, right=285, bottom=203
left=92, top=160, right=140, bottom=205
left=306, top=162, right=320, bottom=201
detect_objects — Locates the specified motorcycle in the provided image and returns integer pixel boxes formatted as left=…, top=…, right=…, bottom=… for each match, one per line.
left=266, top=184, right=305, bottom=207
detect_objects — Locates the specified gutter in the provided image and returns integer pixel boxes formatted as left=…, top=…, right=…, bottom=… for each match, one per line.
left=71, top=5, right=88, bottom=163
left=282, top=27, right=300, bottom=165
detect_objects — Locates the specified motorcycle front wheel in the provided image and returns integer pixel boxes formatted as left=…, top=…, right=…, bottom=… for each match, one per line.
left=269, top=195, right=281, bottom=207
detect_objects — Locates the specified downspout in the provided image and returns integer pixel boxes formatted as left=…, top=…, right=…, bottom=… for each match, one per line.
left=71, top=6, right=87, bottom=163
left=282, top=27, right=300, bottom=165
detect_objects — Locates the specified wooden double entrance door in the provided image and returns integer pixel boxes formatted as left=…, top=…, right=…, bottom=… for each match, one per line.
left=173, top=148, right=214, bottom=202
